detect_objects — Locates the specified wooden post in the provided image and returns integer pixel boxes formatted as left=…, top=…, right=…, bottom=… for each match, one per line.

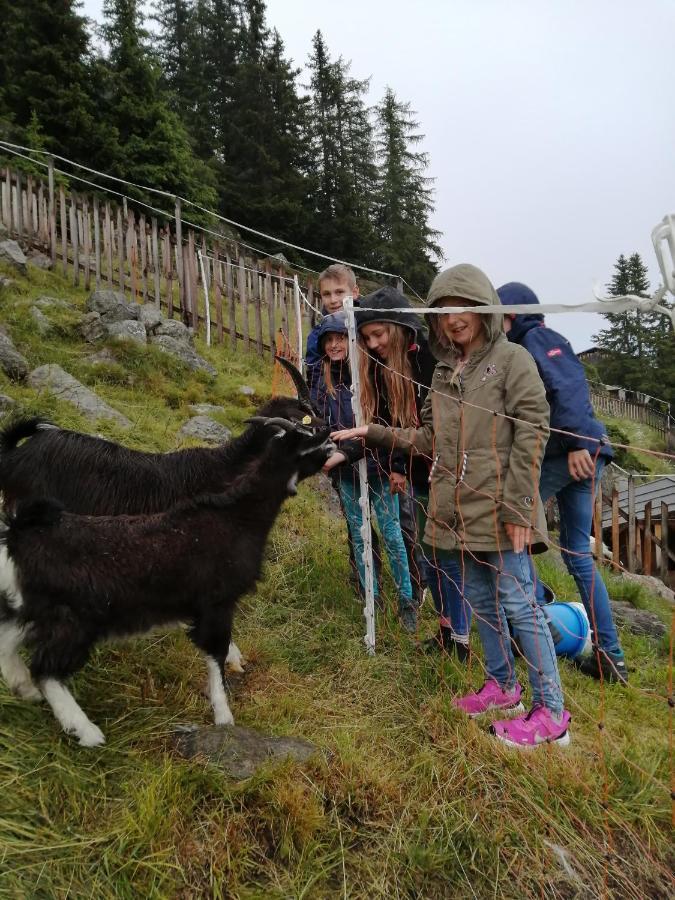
left=2, top=168, right=10, bottom=230
left=627, top=475, right=636, bottom=572
left=48, top=158, right=57, bottom=267
left=265, top=260, right=276, bottom=359
left=70, top=193, right=79, bottom=287
left=213, top=243, right=223, bottom=344
left=661, top=502, right=669, bottom=584
left=59, top=185, right=67, bottom=276
left=174, top=198, right=184, bottom=314
left=280, top=269, right=289, bottom=339
left=611, top=486, right=620, bottom=570
left=25, top=175, right=33, bottom=234
left=165, top=229, right=174, bottom=318
left=104, top=202, right=113, bottom=288
left=254, top=264, right=263, bottom=357
left=14, top=170, right=23, bottom=237
left=643, top=501, right=653, bottom=576
left=238, top=254, right=248, bottom=352
left=93, top=196, right=101, bottom=289
left=139, top=214, right=148, bottom=305
left=82, top=197, right=90, bottom=290
left=226, top=254, right=236, bottom=351
left=116, top=206, right=124, bottom=294
left=151, top=218, right=161, bottom=308
left=127, top=210, right=137, bottom=302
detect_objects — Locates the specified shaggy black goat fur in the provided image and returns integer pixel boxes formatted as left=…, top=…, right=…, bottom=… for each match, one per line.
left=0, top=424, right=333, bottom=746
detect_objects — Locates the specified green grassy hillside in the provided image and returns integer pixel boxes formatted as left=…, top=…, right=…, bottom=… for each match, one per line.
left=0, top=263, right=671, bottom=899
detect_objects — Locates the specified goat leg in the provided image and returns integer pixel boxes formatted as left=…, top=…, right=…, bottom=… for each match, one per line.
left=39, top=678, right=105, bottom=747
left=205, top=656, right=234, bottom=726
left=0, top=621, right=41, bottom=701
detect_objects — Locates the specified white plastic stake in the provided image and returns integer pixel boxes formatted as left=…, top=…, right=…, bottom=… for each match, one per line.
left=294, top=274, right=303, bottom=374
left=344, top=297, right=376, bottom=655
left=198, top=250, right=211, bottom=347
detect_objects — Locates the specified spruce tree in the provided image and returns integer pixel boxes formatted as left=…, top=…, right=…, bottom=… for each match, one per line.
left=373, top=87, right=441, bottom=291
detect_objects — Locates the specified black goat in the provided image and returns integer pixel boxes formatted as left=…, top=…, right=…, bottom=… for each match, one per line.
left=0, top=420, right=333, bottom=746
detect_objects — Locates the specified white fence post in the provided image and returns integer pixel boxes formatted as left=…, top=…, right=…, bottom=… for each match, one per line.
left=344, top=297, right=376, bottom=655
left=198, top=250, right=211, bottom=347
left=293, top=274, right=303, bottom=373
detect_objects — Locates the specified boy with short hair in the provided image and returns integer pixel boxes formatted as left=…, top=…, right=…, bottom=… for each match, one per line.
left=306, top=264, right=360, bottom=370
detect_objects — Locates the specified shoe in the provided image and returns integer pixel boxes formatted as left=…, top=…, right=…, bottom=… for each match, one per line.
left=490, top=706, right=571, bottom=749
left=453, top=679, right=524, bottom=718
left=577, top=649, right=628, bottom=684
left=423, top=627, right=470, bottom=662
left=399, top=605, right=417, bottom=633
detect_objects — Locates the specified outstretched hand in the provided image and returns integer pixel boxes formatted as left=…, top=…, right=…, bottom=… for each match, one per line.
left=322, top=451, right=347, bottom=474
left=331, top=425, right=368, bottom=442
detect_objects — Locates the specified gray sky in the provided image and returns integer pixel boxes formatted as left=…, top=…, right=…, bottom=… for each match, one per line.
left=82, top=0, right=675, bottom=350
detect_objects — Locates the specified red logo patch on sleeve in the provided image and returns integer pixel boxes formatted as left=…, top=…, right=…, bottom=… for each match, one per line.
left=547, top=348, right=563, bottom=358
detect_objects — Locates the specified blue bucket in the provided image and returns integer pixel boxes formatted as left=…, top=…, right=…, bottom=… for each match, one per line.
left=543, top=602, right=592, bottom=658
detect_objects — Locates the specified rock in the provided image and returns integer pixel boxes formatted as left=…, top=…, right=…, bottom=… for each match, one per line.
left=30, top=305, right=52, bottom=336
left=80, top=311, right=106, bottom=343
left=179, top=416, right=232, bottom=444
left=0, top=240, right=27, bottom=275
left=189, top=403, right=226, bottom=416
left=612, top=571, right=674, bottom=605
left=35, top=295, right=71, bottom=309
left=106, top=320, right=147, bottom=344
left=0, top=394, right=16, bottom=411
left=155, top=318, right=192, bottom=345
left=0, top=330, right=29, bottom=381
left=138, top=304, right=163, bottom=332
left=0, top=276, right=15, bottom=291
left=27, top=250, right=52, bottom=270
left=239, top=385, right=255, bottom=396
left=0, top=221, right=7, bottom=237
left=171, top=724, right=319, bottom=780
left=611, top=600, right=668, bottom=638
left=86, top=290, right=139, bottom=324
left=150, top=334, right=217, bottom=376
left=86, top=348, right=118, bottom=366
left=28, top=364, right=131, bottom=428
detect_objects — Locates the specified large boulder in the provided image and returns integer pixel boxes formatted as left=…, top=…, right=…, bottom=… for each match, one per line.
left=86, top=290, right=139, bottom=325
left=106, top=320, right=147, bottom=344
left=28, top=364, right=131, bottom=428
left=27, top=250, right=52, bottom=271
left=155, top=318, right=192, bottom=345
left=138, top=304, right=163, bottom=333
left=179, top=416, right=232, bottom=444
left=34, top=295, right=71, bottom=310
left=80, top=311, right=106, bottom=344
left=150, top=334, right=217, bottom=376
left=0, top=329, right=29, bottom=381
left=0, top=240, right=27, bottom=275
left=30, top=305, right=52, bottom=336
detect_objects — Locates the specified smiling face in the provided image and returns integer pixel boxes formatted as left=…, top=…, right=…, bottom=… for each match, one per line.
left=323, top=331, right=348, bottom=362
left=436, top=298, right=487, bottom=356
left=359, top=322, right=393, bottom=360
left=319, top=277, right=359, bottom=314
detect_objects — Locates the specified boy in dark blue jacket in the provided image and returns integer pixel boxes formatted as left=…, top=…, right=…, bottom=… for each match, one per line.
left=497, top=282, right=627, bottom=683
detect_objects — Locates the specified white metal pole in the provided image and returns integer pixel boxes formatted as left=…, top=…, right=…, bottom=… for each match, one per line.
left=344, top=297, right=376, bottom=655
left=198, top=250, right=211, bottom=347
left=293, top=274, right=303, bottom=373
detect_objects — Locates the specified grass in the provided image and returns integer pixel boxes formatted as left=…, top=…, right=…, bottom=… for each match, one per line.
left=0, top=263, right=672, bottom=898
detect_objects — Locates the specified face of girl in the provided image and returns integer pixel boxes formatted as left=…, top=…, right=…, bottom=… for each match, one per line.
left=324, top=332, right=348, bottom=361
left=360, top=322, right=392, bottom=360
left=437, top=299, right=486, bottom=356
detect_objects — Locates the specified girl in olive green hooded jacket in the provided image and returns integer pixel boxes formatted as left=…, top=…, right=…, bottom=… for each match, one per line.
left=334, top=264, right=571, bottom=749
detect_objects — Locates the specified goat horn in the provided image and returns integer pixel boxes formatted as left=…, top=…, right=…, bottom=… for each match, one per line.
left=275, top=356, right=312, bottom=405
left=246, top=416, right=297, bottom=432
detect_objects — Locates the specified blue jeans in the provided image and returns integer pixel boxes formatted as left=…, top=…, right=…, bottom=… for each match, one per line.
left=532, top=455, right=622, bottom=654
left=464, top=549, right=564, bottom=713
left=339, top=472, right=414, bottom=608
left=415, top=492, right=471, bottom=637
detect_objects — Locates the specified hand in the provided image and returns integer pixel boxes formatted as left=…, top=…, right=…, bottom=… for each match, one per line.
left=504, top=522, right=531, bottom=554
left=322, top=451, right=347, bottom=474
left=389, top=472, right=407, bottom=495
left=567, top=449, right=596, bottom=481
left=331, top=425, right=368, bottom=442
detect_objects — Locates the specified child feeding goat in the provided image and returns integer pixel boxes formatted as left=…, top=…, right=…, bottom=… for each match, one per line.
left=0, top=418, right=333, bottom=746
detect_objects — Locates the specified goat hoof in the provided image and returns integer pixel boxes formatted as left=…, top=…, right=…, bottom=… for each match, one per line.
left=15, top=681, right=42, bottom=702
left=215, top=712, right=235, bottom=727
left=77, top=723, right=106, bottom=747
left=226, top=642, right=245, bottom=673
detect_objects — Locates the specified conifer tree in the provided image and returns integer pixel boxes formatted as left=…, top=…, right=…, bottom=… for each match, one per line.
left=373, top=87, right=441, bottom=291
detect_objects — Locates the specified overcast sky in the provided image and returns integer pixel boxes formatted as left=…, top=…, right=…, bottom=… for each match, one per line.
left=82, top=0, right=675, bottom=350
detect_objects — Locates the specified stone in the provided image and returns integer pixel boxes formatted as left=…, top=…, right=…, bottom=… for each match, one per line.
left=155, top=318, right=192, bottom=345
left=27, top=250, right=52, bottom=270
left=30, top=305, right=52, bottom=336
left=171, top=724, right=319, bottom=780
left=0, top=276, right=14, bottom=291
left=150, top=334, right=217, bottom=376
left=86, top=289, right=139, bottom=324
left=138, top=304, right=163, bottom=332
left=106, top=320, right=147, bottom=344
left=0, top=393, right=16, bottom=411
left=611, top=600, right=668, bottom=639
left=28, top=364, right=131, bottom=428
left=239, top=385, right=255, bottom=396
left=189, top=403, right=226, bottom=416
left=179, top=416, right=232, bottom=444
left=34, top=295, right=71, bottom=309
left=86, top=348, right=118, bottom=366
left=0, top=330, right=29, bottom=381
left=80, top=311, right=106, bottom=344
left=0, top=240, right=27, bottom=275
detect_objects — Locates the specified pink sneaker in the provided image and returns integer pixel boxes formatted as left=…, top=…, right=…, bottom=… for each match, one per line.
left=453, top=679, right=524, bottom=718
left=491, top=706, right=571, bottom=749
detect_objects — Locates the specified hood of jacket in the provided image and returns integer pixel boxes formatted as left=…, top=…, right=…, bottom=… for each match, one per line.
left=316, top=310, right=349, bottom=347
left=355, top=286, right=426, bottom=342
left=425, top=264, right=504, bottom=362
left=496, top=281, right=545, bottom=344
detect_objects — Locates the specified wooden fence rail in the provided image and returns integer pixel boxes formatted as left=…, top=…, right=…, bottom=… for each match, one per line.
left=0, top=163, right=317, bottom=363
left=589, top=387, right=671, bottom=438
